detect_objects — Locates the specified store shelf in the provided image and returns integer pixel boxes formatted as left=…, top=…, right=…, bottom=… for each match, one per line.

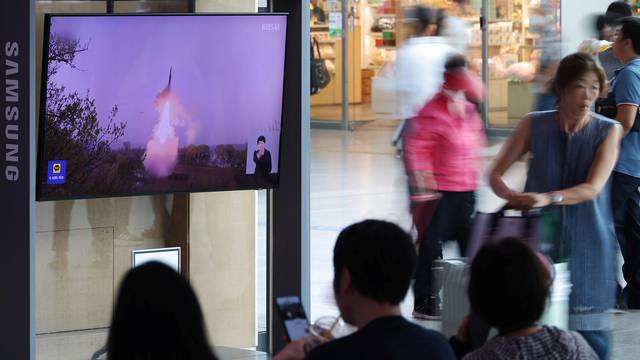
left=470, top=44, right=505, bottom=48
left=368, top=31, right=395, bottom=36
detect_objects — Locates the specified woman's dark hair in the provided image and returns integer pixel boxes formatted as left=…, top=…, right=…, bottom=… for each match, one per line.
left=468, top=238, right=551, bottom=334
left=619, top=16, right=640, bottom=55
left=445, top=54, right=467, bottom=72
left=107, top=262, right=217, bottom=360
left=551, top=52, right=607, bottom=99
left=333, top=220, right=416, bottom=305
left=411, top=6, right=446, bottom=36
left=257, top=135, right=266, bottom=143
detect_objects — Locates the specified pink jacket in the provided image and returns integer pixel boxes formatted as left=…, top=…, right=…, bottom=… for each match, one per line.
left=403, top=92, right=486, bottom=192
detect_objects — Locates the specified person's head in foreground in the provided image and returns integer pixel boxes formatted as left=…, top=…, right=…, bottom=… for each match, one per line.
left=462, top=238, right=597, bottom=359
left=469, top=238, right=551, bottom=334
left=552, top=53, right=607, bottom=116
left=107, top=261, right=217, bottom=360
left=275, top=220, right=456, bottom=360
left=332, top=219, right=416, bottom=325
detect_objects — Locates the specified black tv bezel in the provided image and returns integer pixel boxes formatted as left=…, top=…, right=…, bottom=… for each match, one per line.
left=37, top=12, right=289, bottom=202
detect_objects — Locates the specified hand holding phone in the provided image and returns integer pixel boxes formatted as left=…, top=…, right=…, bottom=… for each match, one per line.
left=275, top=296, right=311, bottom=342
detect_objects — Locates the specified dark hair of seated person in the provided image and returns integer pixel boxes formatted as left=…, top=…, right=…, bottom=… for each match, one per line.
left=332, top=219, right=417, bottom=305
left=468, top=237, right=551, bottom=334
left=107, top=261, right=217, bottom=360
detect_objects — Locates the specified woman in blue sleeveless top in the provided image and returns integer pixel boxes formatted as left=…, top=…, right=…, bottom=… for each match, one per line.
left=488, top=53, right=622, bottom=359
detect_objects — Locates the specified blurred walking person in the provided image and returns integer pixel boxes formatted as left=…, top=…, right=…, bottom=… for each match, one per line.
left=393, top=6, right=453, bottom=154
left=404, top=54, right=485, bottom=319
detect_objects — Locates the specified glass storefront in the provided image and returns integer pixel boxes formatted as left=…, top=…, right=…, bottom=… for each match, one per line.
left=309, top=0, right=562, bottom=131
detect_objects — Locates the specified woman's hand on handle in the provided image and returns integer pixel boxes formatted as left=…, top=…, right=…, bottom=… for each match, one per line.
left=506, top=192, right=551, bottom=210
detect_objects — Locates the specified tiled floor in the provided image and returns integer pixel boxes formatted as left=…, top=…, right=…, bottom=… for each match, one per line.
left=307, top=121, right=640, bottom=359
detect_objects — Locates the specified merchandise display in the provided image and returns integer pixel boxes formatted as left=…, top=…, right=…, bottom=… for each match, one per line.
left=364, top=0, right=397, bottom=69
left=37, top=14, right=287, bottom=200
left=310, top=0, right=560, bottom=126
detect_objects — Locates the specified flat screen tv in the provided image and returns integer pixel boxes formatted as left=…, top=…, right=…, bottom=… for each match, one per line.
left=37, top=13, right=287, bottom=201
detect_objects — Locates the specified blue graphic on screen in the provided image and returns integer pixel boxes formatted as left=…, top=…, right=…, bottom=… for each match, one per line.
left=47, top=160, right=66, bottom=184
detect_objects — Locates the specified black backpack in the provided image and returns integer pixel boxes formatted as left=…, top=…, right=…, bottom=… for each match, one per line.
left=596, top=78, right=640, bottom=132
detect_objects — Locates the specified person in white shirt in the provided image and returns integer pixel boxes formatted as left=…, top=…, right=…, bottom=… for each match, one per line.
left=392, top=6, right=454, bottom=152
left=441, top=0, right=473, bottom=55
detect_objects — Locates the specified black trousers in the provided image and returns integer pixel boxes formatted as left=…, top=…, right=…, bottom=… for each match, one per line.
left=612, top=171, right=640, bottom=308
left=413, top=191, right=475, bottom=308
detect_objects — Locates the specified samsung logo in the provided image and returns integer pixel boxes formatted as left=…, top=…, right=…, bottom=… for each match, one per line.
left=261, top=23, right=280, bottom=31
left=4, top=42, right=19, bottom=181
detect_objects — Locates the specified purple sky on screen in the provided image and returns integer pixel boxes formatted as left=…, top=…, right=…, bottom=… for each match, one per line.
left=49, top=15, right=286, bottom=148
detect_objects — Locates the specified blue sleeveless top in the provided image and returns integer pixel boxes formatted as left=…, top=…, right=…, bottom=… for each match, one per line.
left=525, top=110, right=617, bottom=331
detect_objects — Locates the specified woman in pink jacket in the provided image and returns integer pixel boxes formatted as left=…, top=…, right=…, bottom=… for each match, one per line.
left=404, top=54, right=486, bottom=319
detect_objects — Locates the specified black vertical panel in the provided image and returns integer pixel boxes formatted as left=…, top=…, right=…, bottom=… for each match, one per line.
left=270, top=0, right=305, bottom=353
left=0, top=0, right=32, bottom=358
left=258, top=0, right=271, bottom=13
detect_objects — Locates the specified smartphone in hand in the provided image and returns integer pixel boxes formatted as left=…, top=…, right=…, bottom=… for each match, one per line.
left=275, top=296, right=311, bottom=342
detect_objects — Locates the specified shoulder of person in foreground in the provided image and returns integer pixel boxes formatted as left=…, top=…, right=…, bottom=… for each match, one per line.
left=303, top=330, right=357, bottom=360
left=305, top=321, right=455, bottom=360
left=460, top=335, right=514, bottom=360
left=566, top=330, right=599, bottom=360
left=395, top=320, right=456, bottom=357
left=415, top=326, right=457, bottom=359
left=536, top=326, right=599, bottom=360
left=591, top=111, right=621, bottom=127
left=462, top=326, right=599, bottom=360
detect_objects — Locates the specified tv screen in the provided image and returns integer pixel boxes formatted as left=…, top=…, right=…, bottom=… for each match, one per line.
left=37, top=14, right=287, bottom=201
